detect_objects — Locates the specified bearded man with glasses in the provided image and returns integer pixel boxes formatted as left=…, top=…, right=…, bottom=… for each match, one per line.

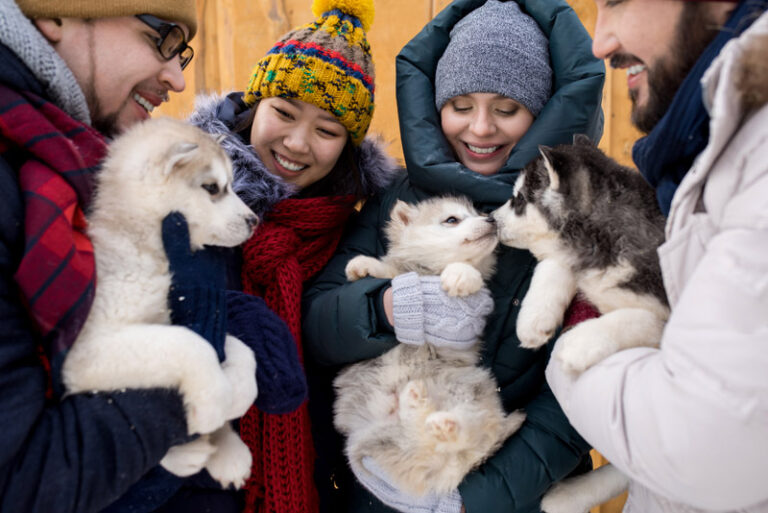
left=0, top=1, right=252, bottom=513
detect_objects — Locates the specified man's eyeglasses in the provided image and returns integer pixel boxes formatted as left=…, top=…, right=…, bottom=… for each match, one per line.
left=136, top=14, right=194, bottom=70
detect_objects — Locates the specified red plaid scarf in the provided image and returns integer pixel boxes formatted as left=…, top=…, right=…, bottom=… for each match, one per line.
left=0, top=84, right=105, bottom=380
left=239, top=194, right=359, bottom=513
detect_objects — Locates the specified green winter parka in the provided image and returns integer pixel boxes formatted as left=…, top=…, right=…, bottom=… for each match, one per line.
left=302, top=1, right=605, bottom=512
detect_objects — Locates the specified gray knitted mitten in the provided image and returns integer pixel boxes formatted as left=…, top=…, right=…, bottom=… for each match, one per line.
left=391, top=272, right=493, bottom=350
left=355, top=456, right=463, bottom=513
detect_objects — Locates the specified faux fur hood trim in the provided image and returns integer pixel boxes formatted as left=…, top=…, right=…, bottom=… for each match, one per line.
left=188, top=93, right=400, bottom=218
left=189, top=94, right=291, bottom=219
left=736, top=32, right=768, bottom=111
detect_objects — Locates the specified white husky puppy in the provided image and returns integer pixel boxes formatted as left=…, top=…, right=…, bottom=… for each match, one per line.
left=335, top=196, right=525, bottom=496
left=62, top=118, right=259, bottom=489
left=490, top=136, right=669, bottom=512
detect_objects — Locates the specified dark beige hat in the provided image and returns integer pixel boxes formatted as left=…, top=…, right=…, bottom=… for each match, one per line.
left=16, top=0, right=198, bottom=39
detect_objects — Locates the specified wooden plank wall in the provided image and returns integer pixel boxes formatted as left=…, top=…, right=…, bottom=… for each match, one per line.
left=158, top=2, right=635, bottom=511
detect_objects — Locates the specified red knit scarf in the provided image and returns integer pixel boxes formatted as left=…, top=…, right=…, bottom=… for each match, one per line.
left=239, top=194, right=359, bottom=513
left=0, top=85, right=105, bottom=386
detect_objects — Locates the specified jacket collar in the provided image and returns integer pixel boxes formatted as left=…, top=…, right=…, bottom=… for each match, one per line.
left=667, top=10, right=768, bottom=234
left=395, top=0, right=605, bottom=207
left=697, top=8, right=768, bottom=174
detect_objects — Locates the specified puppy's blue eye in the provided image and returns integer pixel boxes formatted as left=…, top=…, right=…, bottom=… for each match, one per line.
left=444, top=216, right=459, bottom=224
left=202, top=183, right=219, bottom=195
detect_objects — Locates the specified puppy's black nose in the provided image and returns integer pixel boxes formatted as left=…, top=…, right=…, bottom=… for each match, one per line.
left=486, top=214, right=496, bottom=224
left=246, top=215, right=259, bottom=229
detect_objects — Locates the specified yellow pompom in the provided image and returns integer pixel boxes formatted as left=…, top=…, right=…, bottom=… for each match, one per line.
left=312, top=0, right=375, bottom=32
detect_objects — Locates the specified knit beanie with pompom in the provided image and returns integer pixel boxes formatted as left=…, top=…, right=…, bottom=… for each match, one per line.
left=243, top=0, right=376, bottom=145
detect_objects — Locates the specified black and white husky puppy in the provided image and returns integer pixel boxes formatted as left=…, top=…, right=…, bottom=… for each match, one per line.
left=334, top=197, right=525, bottom=497
left=490, top=135, right=669, bottom=512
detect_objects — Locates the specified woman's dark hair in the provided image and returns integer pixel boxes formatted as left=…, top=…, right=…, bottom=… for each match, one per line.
left=235, top=101, right=363, bottom=199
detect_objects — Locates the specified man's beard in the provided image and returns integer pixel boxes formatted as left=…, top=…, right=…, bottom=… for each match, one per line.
left=83, top=21, right=121, bottom=138
left=88, top=90, right=121, bottom=138
left=628, top=4, right=724, bottom=134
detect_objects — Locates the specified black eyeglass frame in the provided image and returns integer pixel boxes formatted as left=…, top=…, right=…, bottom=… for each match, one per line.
left=136, top=14, right=194, bottom=70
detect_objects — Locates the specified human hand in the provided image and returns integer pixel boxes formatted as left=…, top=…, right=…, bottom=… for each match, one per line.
left=226, top=290, right=307, bottom=414
left=391, top=272, right=494, bottom=349
left=162, top=212, right=229, bottom=360
left=353, top=456, right=463, bottom=513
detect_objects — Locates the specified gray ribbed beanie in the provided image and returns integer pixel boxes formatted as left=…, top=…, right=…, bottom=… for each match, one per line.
left=435, top=0, right=552, bottom=117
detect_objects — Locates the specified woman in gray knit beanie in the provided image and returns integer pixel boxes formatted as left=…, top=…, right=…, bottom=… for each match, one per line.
left=436, top=0, right=552, bottom=176
left=302, top=0, right=605, bottom=512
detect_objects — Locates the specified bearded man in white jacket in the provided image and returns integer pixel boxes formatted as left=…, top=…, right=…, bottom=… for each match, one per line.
left=546, top=0, right=768, bottom=511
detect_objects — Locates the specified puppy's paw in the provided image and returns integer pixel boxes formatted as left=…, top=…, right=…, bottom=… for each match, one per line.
left=400, top=379, right=428, bottom=408
left=517, top=300, right=562, bottom=349
left=182, top=369, right=232, bottom=435
left=441, top=262, right=483, bottom=296
left=160, top=435, right=216, bottom=477
left=221, top=335, right=258, bottom=420
left=205, top=425, right=252, bottom=490
left=345, top=256, right=379, bottom=281
left=426, top=411, right=460, bottom=444
left=554, top=323, right=615, bottom=374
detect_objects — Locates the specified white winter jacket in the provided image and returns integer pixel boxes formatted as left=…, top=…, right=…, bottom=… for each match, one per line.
left=547, top=10, right=768, bottom=513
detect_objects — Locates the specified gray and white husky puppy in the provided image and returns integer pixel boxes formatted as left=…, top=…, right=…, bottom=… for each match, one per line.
left=334, top=197, right=526, bottom=497
left=490, top=135, right=669, bottom=512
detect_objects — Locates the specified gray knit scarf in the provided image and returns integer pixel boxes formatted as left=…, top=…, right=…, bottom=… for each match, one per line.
left=0, top=0, right=90, bottom=124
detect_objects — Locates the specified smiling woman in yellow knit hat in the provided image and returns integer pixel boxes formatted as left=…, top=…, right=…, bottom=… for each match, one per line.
left=244, top=0, right=376, bottom=145
left=187, top=1, right=398, bottom=512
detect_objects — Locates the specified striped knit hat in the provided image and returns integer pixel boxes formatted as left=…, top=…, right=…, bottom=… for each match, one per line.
left=244, top=0, right=375, bottom=145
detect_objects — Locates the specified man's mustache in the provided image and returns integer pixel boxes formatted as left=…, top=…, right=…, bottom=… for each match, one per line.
left=609, top=53, right=643, bottom=69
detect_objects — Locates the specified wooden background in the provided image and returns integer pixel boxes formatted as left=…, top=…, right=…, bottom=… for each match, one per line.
left=159, top=1, right=636, bottom=511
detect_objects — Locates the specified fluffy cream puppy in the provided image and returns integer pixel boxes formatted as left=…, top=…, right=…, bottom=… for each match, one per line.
left=62, top=118, right=259, bottom=488
left=335, top=197, right=525, bottom=496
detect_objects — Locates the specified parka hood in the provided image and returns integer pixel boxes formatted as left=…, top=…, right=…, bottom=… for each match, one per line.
left=734, top=16, right=768, bottom=112
left=189, top=92, right=400, bottom=218
left=395, top=0, right=605, bottom=207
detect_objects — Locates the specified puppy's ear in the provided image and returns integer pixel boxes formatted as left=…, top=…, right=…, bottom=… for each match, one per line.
left=572, top=134, right=593, bottom=146
left=390, top=200, right=415, bottom=227
left=387, top=200, right=416, bottom=241
left=538, top=145, right=559, bottom=191
left=163, top=142, right=199, bottom=176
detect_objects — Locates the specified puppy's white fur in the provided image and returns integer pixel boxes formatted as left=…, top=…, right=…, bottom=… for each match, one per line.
left=337, top=197, right=525, bottom=496
left=62, top=118, right=259, bottom=489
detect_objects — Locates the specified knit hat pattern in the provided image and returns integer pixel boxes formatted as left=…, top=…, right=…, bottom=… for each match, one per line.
left=435, top=0, right=552, bottom=117
left=15, top=0, right=198, bottom=38
left=243, top=0, right=375, bottom=145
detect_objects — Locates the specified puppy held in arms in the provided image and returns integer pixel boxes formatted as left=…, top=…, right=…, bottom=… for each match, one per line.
left=490, top=135, right=669, bottom=513
left=335, top=197, right=525, bottom=497
left=61, top=118, right=259, bottom=489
